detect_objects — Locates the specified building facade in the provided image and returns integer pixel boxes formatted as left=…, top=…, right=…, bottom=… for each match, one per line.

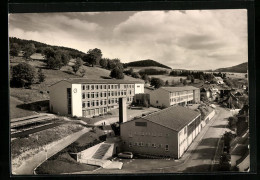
left=149, top=86, right=200, bottom=108
left=49, top=78, right=144, bottom=117
left=120, top=106, right=201, bottom=158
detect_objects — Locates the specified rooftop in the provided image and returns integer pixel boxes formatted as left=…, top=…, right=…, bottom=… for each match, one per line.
left=51, top=78, right=144, bottom=86
left=161, top=86, right=199, bottom=92
left=141, top=105, right=201, bottom=132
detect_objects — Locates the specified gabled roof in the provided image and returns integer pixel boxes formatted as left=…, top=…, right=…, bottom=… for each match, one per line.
left=138, top=106, right=201, bottom=132
left=160, top=86, right=199, bottom=93
left=50, top=78, right=144, bottom=87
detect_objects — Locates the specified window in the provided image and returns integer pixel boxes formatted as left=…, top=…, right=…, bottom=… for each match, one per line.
left=82, top=93, right=85, bottom=99
left=137, top=85, right=140, bottom=88
left=129, top=90, right=132, bottom=95
left=87, top=93, right=90, bottom=98
left=108, top=85, right=111, bottom=89
left=82, top=85, right=85, bottom=90
left=104, top=85, right=106, bottom=89
left=91, top=92, right=95, bottom=98
left=104, top=92, right=107, bottom=97
left=96, top=92, right=99, bottom=98
left=96, top=85, right=99, bottom=90
left=87, top=101, right=90, bottom=107
left=165, top=144, right=169, bottom=151
left=112, top=91, right=114, bottom=96
left=108, top=99, right=111, bottom=104
left=100, top=85, right=102, bottom=89
left=100, top=92, right=103, bottom=97
left=108, top=91, right=111, bottom=97
left=115, top=91, right=117, bottom=96
left=104, top=100, right=107, bottom=105
left=100, top=100, right=103, bottom=105
left=82, top=102, right=85, bottom=108
left=121, top=91, right=124, bottom=95
left=86, top=85, right=89, bottom=90
left=92, top=101, right=95, bottom=107
left=156, top=100, right=159, bottom=104
left=91, top=85, right=94, bottom=90
left=111, top=85, right=114, bottom=89
left=96, top=100, right=99, bottom=106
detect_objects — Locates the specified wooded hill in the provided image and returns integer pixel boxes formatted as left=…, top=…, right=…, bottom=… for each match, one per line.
left=215, top=62, right=248, bottom=73
left=9, top=37, right=86, bottom=58
left=125, top=59, right=172, bottom=69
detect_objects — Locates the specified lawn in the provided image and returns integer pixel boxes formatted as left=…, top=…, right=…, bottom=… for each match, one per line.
left=10, top=96, right=36, bottom=119
left=126, top=66, right=171, bottom=73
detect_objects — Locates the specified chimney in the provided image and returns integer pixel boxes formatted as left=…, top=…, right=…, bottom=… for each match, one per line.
left=119, top=97, right=127, bottom=124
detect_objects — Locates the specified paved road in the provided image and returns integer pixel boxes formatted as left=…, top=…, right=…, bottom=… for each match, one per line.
left=85, top=106, right=231, bottom=174
left=12, top=128, right=91, bottom=175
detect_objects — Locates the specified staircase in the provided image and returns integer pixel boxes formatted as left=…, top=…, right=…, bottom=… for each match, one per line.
left=92, top=143, right=111, bottom=159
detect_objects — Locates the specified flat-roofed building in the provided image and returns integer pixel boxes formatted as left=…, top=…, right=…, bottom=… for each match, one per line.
left=120, top=106, right=201, bottom=158
left=49, top=78, right=144, bottom=117
left=149, top=86, right=200, bottom=108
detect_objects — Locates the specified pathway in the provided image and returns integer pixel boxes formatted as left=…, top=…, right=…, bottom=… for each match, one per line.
left=12, top=128, right=91, bottom=175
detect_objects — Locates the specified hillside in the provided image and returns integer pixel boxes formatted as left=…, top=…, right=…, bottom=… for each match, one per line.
left=125, top=59, right=172, bottom=69
left=215, top=62, right=248, bottom=73
left=9, top=37, right=86, bottom=58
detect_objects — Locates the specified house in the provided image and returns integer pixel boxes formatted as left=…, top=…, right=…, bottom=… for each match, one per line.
left=214, top=77, right=224, bottom=84
left=149, top=86, right=200, bottom=108
left=120, top=106, right=202, bottom=159
left=49, top=78, right=144, bottom=117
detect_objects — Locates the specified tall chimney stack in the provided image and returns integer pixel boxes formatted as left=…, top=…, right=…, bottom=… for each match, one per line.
left=119, top=97, right=127, bottom=124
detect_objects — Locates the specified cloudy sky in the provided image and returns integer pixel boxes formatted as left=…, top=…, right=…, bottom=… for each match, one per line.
left=9, top=10, right=247, bottom=70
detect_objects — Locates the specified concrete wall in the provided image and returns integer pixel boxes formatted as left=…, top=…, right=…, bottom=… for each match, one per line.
left=71, top=84, right=82, bottom=117
left=120, top=118, right=179, bottom=158
left=149, top=89, right=170, bottom=108
left=135, top=83, right=144, bottom=94
left=49, top=81, right=72, bottom=115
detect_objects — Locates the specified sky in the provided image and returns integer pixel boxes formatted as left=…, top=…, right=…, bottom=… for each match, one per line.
left=8, top=10, right=248, bottom=70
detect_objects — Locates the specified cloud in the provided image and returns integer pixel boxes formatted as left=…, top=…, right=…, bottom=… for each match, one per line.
left=8, top=10, right=247, bottom=70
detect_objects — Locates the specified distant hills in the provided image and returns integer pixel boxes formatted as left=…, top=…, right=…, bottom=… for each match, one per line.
left=215, top=62, right=248, bottom=73
left=125, top=59, right=172, bottom=69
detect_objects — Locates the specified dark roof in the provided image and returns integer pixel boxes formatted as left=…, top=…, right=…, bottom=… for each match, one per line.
left=141, top=106, right=201, bottom=132
left=231, top=144, right=248, bottom=156
left=51, top=78, right=144, bottom=86
left=161, top=86, right=199, bottom=92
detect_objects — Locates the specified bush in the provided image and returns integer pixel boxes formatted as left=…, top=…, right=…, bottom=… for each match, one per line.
left=11, top=63, right=36, bottom=87
left=110, top=67, right=124, bottom=79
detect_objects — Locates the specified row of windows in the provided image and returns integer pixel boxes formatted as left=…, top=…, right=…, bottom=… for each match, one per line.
left=82, top=97, right=134, bottom=108
left=170, top=91, right=193, bottom=97
left=82, top=84, right=134, bottom=90
left=82, top=90, right=132, bottom=99
left=128, top=142, right=169, bottom=151
left=129, top=132, right=168, bottom=137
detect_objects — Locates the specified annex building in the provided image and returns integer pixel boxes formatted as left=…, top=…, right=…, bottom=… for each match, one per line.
left=49, top=78, right=144, bottom=117
left=120, top=106, right=202, bottom=159
left=149, top=86, right=200, bottom=108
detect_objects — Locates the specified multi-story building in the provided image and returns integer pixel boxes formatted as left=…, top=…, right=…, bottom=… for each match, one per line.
left=120, top=105, right=202, bottom=158
left=49, top=78, right=144, bottom=117
left=149, top=86, right=200, bottom=108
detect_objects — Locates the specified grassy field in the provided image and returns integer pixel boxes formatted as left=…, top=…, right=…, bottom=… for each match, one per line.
left=10, top=96, right=37, bottom=119
left=127, top=66, right=172, bottom=73
left=148, top=75, right=187, bottom=84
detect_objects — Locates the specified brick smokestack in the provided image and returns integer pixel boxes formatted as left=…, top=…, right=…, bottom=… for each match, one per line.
left=119, top=97, right=127, bottom=124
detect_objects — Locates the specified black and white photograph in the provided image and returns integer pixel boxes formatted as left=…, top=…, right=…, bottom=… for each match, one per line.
left=8, top=8, right=251, bottom=175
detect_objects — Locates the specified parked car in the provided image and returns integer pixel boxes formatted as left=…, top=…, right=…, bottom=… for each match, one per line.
left=118, top=152, right=134, bottom=159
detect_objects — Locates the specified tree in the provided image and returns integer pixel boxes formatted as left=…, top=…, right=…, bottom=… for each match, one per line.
left=183, top=79, right=187, bottom=85
left=100, top=58, right=108, bottom=69
left=199, top=74, right=204, bottom=81
left=83, top=48, right=102, bottom=67
left=46, top=56, right=63, bottom=70
left=150, top=77, right=164, bottom=89
left=79, top=68, right=86, bottom=77
left=23, top=43, right=36, bottom=59
left=10, top=43, right=20, bottom=57
left=60, top=52, right=70, bottom=66
left=228, top=116, right=238, bottom=130
left=72, top=57, right=83, bottom=74
left=11, top=63, right=36, bottom=87
left=187, top=75, right=191, bottom=80
left=131, top=72, right=141, bottom=79
left=191, top=76, right=195, bottom=83
left=110, top=67, right=124, bottom=79
left=38, top=68, right=46, bottom=83
left=165, top=80, right=169, bottom=86
left=141, top=74, right=150, bottom=84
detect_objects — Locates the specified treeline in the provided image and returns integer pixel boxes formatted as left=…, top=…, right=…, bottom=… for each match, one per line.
left=124, top=59, right=172, bottom=69
left=170, top=70, right=227, bottom=82
left=139, top=68, right=168, bottom=75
